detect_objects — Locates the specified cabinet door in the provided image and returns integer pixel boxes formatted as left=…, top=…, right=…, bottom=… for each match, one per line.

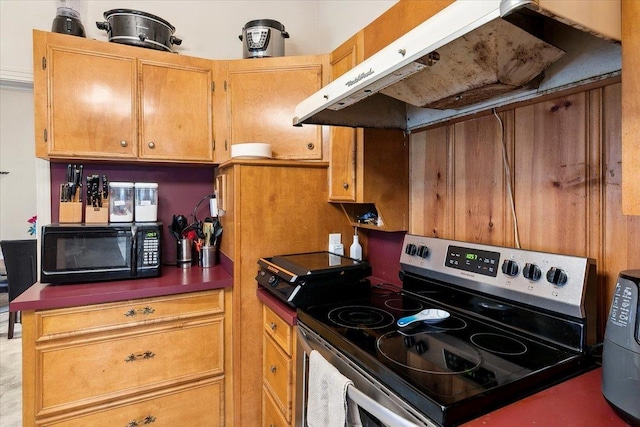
left=228, top=56, right=324, bottom=160
left=45, top=44, right=137, bottom=159
left=622, top=0, right=640, bottom=214
left=328, top=34, right=363, bottom=201
left=139, top=60, right=214, bottom=162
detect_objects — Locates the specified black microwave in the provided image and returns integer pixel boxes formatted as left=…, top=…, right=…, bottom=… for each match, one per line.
left=41, top=222, right=162, bottom=284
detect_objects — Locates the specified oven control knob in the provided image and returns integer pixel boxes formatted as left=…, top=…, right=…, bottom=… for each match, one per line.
left=267, top=275, right=279, bottom=287
left=405, top=243, right=418, bottom=256
left=417, top=245, right=429, bottom=258
left=523, top=263, right=542, bottom=281
left=546, top=267, right=568, bottom=286
left=501, top=260, right=519, bottom=277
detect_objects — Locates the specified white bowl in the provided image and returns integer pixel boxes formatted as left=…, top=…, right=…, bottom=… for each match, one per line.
left=231, top=142, right=272, bottom=159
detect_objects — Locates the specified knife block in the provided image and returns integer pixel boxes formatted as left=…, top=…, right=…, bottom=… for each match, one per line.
left=85, top=198, right=109, bottom=223
left=59, top=202, right=83, bottom=223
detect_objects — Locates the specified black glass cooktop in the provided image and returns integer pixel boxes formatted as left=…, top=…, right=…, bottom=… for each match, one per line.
left=298, top=284, right=593, bottom=426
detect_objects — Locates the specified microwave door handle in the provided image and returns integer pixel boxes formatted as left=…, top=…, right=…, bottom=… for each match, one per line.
left=131, top=226, right=138, bottom=276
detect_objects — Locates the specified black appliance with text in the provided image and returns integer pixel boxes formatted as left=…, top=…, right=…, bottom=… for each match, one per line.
left=296, top=235, right=599, bottom=426
left=602, top=270, right=640, bottom=426
left=40, top=222, right=162, bottom=284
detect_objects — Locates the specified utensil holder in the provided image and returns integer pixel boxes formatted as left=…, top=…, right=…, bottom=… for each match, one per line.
left=59, top=201, right=82, bottom=223
left=85, top=198, right=109, bottom=223
left=200, top=245, right=218, bottom=268
left=177, top=238, right=193, bottom=268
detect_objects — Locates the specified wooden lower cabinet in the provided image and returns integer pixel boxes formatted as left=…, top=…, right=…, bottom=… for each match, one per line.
left=263, top=386, right=289, bottom=427
left=217, top=160, right=354, bottom=426
left=262, top=305, right=296, bottom=426
left=21, top=290, right=227, bottom=426
left=42, top=379, right=223, bottom=427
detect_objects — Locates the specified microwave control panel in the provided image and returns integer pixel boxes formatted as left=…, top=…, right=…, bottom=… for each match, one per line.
left=140, top=230, right=160, bottom=267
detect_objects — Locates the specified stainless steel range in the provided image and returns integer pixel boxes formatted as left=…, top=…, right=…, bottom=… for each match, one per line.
left=296, top=235, right=598, bottom=426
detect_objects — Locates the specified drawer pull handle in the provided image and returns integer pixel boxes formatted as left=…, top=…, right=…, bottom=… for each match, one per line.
left=125, top=351, right=155, bottom=362
left=269, top=322, right=277, bottom=331
left=126, top=415, right=156, bottom=427
left=124, top=306, right=156, bottom=317
left=270, top=365, right=277, bottom=374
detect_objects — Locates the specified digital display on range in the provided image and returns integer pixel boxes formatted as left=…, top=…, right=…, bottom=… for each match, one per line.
left=445, top=245, right=500, bottom=277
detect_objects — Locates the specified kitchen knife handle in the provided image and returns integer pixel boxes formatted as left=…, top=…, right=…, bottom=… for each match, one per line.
left=77, top=165, right=83, bottom=202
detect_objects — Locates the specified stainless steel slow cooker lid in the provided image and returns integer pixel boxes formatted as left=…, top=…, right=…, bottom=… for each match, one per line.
left=103, top=9, right=175, bottom=31
left=241, top=19, right=287, bottom=34
left=97, top=9, right=182, bottom=52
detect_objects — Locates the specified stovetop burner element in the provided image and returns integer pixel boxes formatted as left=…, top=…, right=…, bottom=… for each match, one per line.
left=384, top=297, right=423, bottom=312
left=470, top=333, right=528, bottom=356
left=377, top=331, right=483, bottom=375
left=328, top=306, right=394, bottom=329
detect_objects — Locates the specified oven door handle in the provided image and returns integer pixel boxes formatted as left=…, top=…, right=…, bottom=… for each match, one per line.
left=346, top=384, right=422, bottom=427
left=298, top=327, right=422, bottom=427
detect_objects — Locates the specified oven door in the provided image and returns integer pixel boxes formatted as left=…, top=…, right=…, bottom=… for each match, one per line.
left=296, top=322, right=438, bottom=427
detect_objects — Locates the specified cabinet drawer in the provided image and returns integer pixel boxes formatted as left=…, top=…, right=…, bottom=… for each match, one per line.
left=38, top=319, right=224, bottom=415
left=36, top=290, right=223, bottom=339
left=42, top=378, right=223, bottom=427
left=263, top=305, right=292, bottom=355
left=263, top=335, right=292, bottom=422
left=263, top=385, right=289, bottom=427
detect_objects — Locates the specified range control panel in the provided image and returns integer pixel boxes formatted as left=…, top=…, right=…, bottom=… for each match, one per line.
left=400, top=235, right=596, bottom=319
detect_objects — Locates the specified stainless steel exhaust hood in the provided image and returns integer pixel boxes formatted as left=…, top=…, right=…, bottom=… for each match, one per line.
left=293, top=0, right=621, bottom=130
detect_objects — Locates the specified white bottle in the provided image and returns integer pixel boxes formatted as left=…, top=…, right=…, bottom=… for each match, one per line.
left=350, top=228, right=362, bottom=261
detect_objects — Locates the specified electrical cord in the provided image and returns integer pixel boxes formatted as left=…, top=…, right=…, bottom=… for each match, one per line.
left=192, top=193, right=216, bottom=224
left=493, top=108, right=521, bottom=249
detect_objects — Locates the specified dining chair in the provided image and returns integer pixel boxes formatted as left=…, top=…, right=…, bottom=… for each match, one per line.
left=0, top=239, right=37, bottom=339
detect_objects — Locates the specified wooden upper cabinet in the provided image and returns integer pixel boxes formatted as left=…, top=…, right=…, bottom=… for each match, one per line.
left=227, top=56, right=325, bottom=160
left=33, top=30, right=217, bottom=163
left=327, top=33, right=409, bottom=231
left=362, top=0, right=454, bottom=58
left=35, top=35, right=138, bottom=159
left=139, top=59, right=214, bottom=162
left=328, top=34, right=362, bottom=202
left=622, top=0, right=640, bottom=215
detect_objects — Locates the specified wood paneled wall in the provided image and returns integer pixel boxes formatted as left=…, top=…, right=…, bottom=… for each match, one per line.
left=410, top=82, right=640, bottom=334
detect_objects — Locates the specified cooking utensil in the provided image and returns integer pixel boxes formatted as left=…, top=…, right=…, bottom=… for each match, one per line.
left=203, top=222, right=213, bottom=246
left=96, top=9, right=182, bottom=52
left=397, top=309, right=450, bottom=327
left=212, top=220, right=223, bottom=247
left=169, top=215, right=183, bottom=239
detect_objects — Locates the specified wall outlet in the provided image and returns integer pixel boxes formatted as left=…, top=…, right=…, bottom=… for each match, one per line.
left=328, top=233, right=343, bottom=255
left=329, top=233, right=341, bottom=246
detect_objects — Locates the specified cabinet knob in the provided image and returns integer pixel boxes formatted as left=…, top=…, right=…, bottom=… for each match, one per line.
left=343, top=182, right=349, bottom=190
left=148, top=141, right=156, bottom=149
left=120, top=140, right=128, bottom=147
left=270, top=365, right=277, bottom=374
left=270, top=322, right=277, bottom=331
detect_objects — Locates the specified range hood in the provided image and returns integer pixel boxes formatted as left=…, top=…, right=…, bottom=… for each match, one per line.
left=293, top=0, right=621, bottom=130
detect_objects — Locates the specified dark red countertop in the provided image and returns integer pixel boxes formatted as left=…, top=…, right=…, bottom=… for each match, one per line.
left=462, top=367, right=630, bottom=427
left=257, top=287, right=297, bottom=326
left=10, top=265, right=232, bottom=312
